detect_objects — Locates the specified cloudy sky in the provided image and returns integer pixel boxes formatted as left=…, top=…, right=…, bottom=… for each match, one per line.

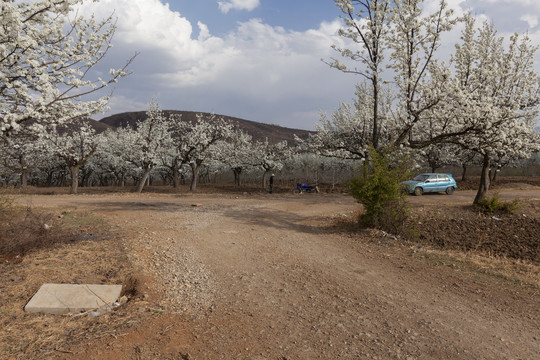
left=78, top=0, right=540, bottom=130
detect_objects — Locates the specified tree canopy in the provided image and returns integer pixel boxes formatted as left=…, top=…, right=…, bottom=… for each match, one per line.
left=0, top=0, right=135, bottom=135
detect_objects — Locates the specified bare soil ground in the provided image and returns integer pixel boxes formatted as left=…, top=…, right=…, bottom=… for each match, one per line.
left=1, top=184, right=539, bottom=360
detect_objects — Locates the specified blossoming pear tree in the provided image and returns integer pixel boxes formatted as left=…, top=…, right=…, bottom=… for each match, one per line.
left=328, top=0, right=392, bottom=150
left=168, top=113, right=233, bottom=192
left=252, top=139, right=292, bottom=189
left=0, top=0, right=135, bottom=135
left=0, top=130, right=46, bottom=187
left=327, top=0, right=458, bottom=154
left=449, top=15, right=540, bottom=203
left=45, top=119, right=99, bottom=194
left=387, top=0, right=457, bottom=147
left=158, top=124, right=185, bottom=189
left=216, top=127, right=258, bottom=187
left=86, top=130, right=135, bottom=186
left=114, top=100, right=173, bottom=193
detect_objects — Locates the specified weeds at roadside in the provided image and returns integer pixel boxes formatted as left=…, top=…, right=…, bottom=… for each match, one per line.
left=416, top=248, right=540, bottom=289
left=0, top=203, right=79, bottom=259
left=475, top=192, right=521, bottom=215
left=121, top=275, right=140, bottom=297
left=0, top=194, right=139, bottom=359
left=0, top=191, right=111, bottom=260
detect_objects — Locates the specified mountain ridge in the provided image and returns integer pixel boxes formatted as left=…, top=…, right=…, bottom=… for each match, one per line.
left=96, top=110, right=313, bottom=144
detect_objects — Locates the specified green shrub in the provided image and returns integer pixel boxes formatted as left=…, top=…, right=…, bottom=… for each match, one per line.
left=475, top=192, right=521, bottom=215
left=348, top=147, right=412, bottom=235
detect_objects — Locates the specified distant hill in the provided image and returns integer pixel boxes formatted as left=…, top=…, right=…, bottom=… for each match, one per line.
left=98, top=110, right=313, bottom=144
left=84, top=118, right=113, bottom=133
left=52, top=117, right=112, bottom=135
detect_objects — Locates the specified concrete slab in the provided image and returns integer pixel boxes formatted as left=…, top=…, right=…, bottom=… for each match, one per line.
left=24, top=284, right=122, bottom=315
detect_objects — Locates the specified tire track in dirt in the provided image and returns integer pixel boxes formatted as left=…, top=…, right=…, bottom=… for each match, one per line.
left=18, top=192, right=540, bottom=359
left=172, top=198, right=539, bottom=359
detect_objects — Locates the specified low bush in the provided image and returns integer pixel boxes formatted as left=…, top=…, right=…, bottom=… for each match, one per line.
left=475, top=192, right=521, bottom=215
left=348, top=147, right=413, bottom=236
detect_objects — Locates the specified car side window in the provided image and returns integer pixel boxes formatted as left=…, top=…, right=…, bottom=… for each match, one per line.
left=428, top=175, right=437, bottom=182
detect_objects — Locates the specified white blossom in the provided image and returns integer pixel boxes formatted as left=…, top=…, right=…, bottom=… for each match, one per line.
left=0, top=0, right=135, bottom=135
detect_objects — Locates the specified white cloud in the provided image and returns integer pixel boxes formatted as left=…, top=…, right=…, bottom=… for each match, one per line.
left=482, top=0, right=540, bottom=10
left=75, top=0, right=354, bottom=129
left=77, top=0, right=220, bottom=65
left=218, top=0, right=260, bottom=14
left=76, top=0, right=540, bottom=130
left=520, top=15, right=539, bottom=29
left=101, top=95, right=149, bottom=116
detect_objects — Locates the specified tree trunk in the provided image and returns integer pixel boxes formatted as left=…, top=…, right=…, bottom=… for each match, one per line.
left=190, top=163, right=199, bottom=192
left=491, top=164, right=500, bottom=182
left=372, top=77, right=379, bottom=150
left=172, top=165, right=180, bottom=188
left=19, top=155, right=29, bottom=188
left=461, top=163, right=467, bottom=181
left=20, top=168, right=29, bottom=189
left=261, top=169, right=271, bottom=190
left=136, top=168, right=151, bottom=193
left=46, top=171, right=54, bottom=187
left=69, top=165, right=80, bottom=194
left=492, top=168, right=499, bottom=182
left=233, top=168, right=242, bottom=187
left=473, top=154, right=491, bottom=204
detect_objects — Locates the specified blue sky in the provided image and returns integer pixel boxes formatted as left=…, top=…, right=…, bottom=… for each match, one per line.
left=168, top=0, right=339, bottom=35
left=77, top=0, right=540, bottom=130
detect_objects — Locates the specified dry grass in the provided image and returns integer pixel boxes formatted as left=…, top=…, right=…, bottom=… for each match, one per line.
left=0, top=194, right=143, bottom=359
left=0, top=190, right=78, bottom=257
left=414, top=247, right=540, bottom=289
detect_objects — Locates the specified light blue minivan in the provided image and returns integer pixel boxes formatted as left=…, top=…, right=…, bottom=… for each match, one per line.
left=402, top=173, right=457, bottom=196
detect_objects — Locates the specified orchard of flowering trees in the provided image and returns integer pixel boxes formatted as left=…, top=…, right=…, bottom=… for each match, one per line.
left=0, top=0, right=349, bottom=193
left=1, top=0, right=539, bottom=200
left=0, top=0, right=135, bottom=190
left=0, top=96, right=361, bottom=192
left=0, top=100, right=353, bottom=192
left=2, top=91, right=535, bottom=195
left=307, top=0, right=540, bottom=204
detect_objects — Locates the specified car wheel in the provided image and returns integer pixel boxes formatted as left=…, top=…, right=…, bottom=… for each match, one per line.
left=414, top=187, right=423, bottom=196
left=445, top=187, right=455, bottom=195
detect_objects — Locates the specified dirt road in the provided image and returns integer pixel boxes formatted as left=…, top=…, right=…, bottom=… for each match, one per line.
left=19, top=190, right=540, bottom=359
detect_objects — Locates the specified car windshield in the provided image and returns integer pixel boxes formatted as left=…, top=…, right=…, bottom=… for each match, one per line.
left=413, top=174, right=430, bottom=182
